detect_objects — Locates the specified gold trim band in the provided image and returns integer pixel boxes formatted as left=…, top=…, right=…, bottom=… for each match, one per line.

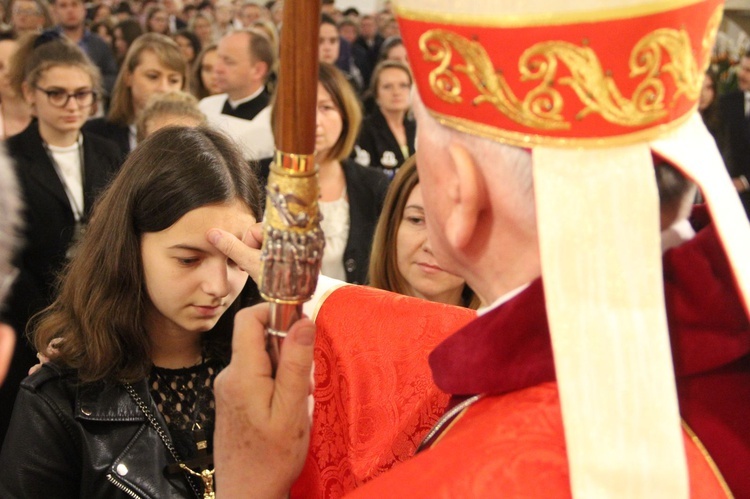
left=272, top=150, right=317, bottom=175
left=681, top=420, right=735, bottom=498
left=395, top=0, right=705, bottom=28
left=430, top=106, right=696, bottom=149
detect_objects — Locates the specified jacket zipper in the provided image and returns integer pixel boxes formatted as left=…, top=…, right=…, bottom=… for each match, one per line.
left=106, top=473, right=142, bottom=499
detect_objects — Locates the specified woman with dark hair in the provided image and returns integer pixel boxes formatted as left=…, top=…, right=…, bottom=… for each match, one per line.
left=90, top=20, right=114, bottom=47
left=0, top=33, right=122, bottom=442
left=191, top=42, right=220, bottom=99
left=112, top=19, right=143, bottom=66
left=0, top=126, right=264, bottom=497
left=354, top=60, right=415, bottom=179
left=174, top=28, right=201, bottom=65
left=311, top=63, right=388, bottom=283
left=318, top=14, right=362, bottom=92
left=84, top=33, right=188, bottom=156
left=378, top=35, right=407, bottom=64
left=369, top=157, right=479, bottom=308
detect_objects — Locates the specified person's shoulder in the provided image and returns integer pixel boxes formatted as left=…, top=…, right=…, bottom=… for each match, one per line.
left=83, top=131, right=124, bottom=164
left=198, top=93, right=228, bottom=112
left=83, top=117, right=124, bottom=135
left=718, top=90, right=743, bottom=109
left=20, top=363, right=78, bottom=401
left=343, top=158, right=389, bottom=186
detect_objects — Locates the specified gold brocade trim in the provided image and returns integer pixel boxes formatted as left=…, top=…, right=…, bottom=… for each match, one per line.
left=395, top=0, right=705, bottom=28
left=429, top=105, right=695, bottom=148
left=418, top=5, right=720, bottom=138
left=311, top=280, right=349, bottom=323
left=681, top=420, right=734, bottom=498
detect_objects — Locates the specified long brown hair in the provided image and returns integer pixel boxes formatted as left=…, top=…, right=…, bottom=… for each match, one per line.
left=368, top=157, right=479, bottom=309
left=107, top=33, right=188, bottom=125
left=317, top=62, right=361, bottom=162
left=32, top=127, right=264, bottom=383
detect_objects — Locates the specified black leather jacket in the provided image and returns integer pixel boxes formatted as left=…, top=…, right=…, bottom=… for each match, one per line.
left=0, top=364, right=196, bottom=498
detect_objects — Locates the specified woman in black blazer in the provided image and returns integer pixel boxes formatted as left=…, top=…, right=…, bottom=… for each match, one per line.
left=354, top=60, right=416, bottom=180
left=0, top=34, right=122, bottom=442
left=311, top=63, right=389, bottom=284
left=84, top=33, right=188, bottom=157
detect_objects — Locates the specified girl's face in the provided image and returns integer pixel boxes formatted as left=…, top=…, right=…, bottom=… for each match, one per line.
left=127, top=50, right=184, bottom=114
left=194, top=17, right=213, bottom=43
left=175, top=35, right=195, bottom=63
left=25, top=65, right=94, bottom=136
left=0, top=40, right=18, bottom=98
left=396, top=184, right=466, bottom=305
left=200, top=49, right=222, bottom=95
left=318, top=23, right=340, bottom=64
left=376, top=67, right=411, bottom=114
left=141, top=199, right=254, bottom=340
left=386, top=44, right=408, bottom=64
left=95, top=25, right=113, bottom=46
left=315, top=82, right=343, bottom=158
left=113, top=27, right=128, bottom=58
left=148, top=9, right=170, bottom=34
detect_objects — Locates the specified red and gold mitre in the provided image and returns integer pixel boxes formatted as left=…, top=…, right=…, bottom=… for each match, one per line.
left=393, top=1, right=750, bottom=497
left=397, top=0, right=722, bottom=147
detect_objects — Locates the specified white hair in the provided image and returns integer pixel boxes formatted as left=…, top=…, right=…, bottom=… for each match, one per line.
left=0, top=144, right=21, bottom=306
left=412, top=92, right=536, bottom=229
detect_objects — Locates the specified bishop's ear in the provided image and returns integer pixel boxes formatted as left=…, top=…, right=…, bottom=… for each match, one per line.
left=444, top=141, right=487, bottom=250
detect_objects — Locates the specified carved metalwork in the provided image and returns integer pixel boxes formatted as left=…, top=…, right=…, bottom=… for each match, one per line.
left=259, top=153, right=324, bottom=307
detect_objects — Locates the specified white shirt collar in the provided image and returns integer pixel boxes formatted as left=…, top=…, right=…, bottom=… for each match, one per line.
left=477, top=283, right=531, bottom=316
left=227, top=86, right=264, bottom=109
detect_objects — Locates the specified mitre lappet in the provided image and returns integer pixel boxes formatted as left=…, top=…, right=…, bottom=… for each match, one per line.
left=388, top=0, right=749, bottom=497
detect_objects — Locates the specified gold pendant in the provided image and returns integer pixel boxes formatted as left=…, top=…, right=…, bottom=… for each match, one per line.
left=179, top=463, right=215, bottom=499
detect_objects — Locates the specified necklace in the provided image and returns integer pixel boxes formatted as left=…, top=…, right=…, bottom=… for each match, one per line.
left=125, top=366, right=218, bottom=499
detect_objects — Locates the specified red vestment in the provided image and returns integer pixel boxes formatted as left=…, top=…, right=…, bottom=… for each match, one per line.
left=292, top=222, right=749, bottom=497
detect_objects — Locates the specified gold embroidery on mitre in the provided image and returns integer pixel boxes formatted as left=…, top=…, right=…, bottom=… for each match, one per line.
left=418, top=4, right=722, bottom=132
left=420, top=29, right=566, bottom=130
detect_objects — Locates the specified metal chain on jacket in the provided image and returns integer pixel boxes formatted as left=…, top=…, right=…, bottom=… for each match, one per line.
left=123, top=383, right=202, bottom=499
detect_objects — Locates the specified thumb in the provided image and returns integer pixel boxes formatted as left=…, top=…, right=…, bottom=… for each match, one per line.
left=273, top=318, right=316, bottom=415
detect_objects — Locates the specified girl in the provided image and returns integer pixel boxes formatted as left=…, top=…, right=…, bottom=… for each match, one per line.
left=0, top=126, right=263, bottom=497
left=191, top=43, right=220, bottom=99
left=354, top=60, right=415, bottom=178
left=369, top=157, right=480, bottom=308
left=112, top=19, right=144, bottom=67
left=84, top=33, right=188, bottom=156
left=0, top=32, right=122, bottom=444
left=174, top=29, right=202, bottom=65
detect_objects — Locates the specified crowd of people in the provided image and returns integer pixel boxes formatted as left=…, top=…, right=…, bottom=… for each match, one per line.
left=0, top=0, right=747, bottom=497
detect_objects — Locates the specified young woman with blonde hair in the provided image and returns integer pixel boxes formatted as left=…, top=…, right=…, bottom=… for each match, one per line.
left=84, top=33, right=188, bottom=156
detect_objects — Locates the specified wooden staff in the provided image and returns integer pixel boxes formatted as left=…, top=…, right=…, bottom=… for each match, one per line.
left=259, top=0, right=322, bottom=371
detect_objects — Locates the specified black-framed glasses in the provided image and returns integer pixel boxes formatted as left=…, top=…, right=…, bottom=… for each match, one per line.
left=35, top=87, right=96, bottom=108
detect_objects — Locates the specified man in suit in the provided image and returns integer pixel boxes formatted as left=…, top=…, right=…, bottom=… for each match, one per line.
left=50, top=0, right=118, bottom=95
left=198, top=29, right=276, bottom=161
left=353, top=14, right=384, bottom=88
left=719, top=50, right=750, bottom=217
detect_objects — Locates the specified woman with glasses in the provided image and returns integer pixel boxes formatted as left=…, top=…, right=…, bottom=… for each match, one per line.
left=0, top=33, right=122, bottom=441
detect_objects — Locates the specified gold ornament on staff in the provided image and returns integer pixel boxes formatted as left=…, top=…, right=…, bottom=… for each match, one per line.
left=259, top=0, right=323, bottom=371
